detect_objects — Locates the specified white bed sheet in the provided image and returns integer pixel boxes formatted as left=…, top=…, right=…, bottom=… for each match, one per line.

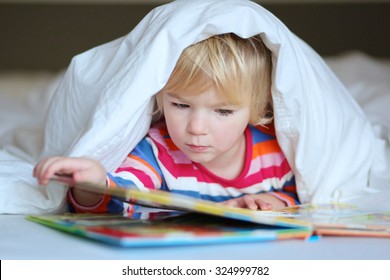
left=1, top=214, right=390, bottom=260
left=0, top=71, right=68, bottom=214
left=0, top=71, right=61, bottom=162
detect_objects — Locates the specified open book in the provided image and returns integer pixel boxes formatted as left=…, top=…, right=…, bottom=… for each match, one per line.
left=27, top=182, right=390, bottom=247
left=27, top=182, right=312, bottom=247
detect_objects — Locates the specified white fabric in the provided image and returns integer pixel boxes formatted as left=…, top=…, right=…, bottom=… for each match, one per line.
left=325, top=52, right=390, bottom=210
left=0, top=0, right=389, bottom=214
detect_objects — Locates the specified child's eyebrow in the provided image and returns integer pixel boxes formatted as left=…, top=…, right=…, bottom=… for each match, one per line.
left=166, top=92, right=181, bottom=99
left=165, top=92, right=237, bottom=108
left=166, top=92, right=188, bottom=102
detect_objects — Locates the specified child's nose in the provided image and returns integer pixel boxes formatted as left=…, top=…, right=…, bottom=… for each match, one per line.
left=187, top=114, right=208, bottom=135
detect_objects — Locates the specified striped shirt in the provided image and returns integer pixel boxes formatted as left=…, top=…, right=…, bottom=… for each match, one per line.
left=68, top=122, right=298, bottom=213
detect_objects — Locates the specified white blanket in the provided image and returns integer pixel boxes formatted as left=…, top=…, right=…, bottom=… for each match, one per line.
left=1, top=0, right=389, bottom=214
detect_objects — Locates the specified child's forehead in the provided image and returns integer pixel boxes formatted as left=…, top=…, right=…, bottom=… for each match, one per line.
left=165, top=88, right=245, bottom=107
left=166, top=80, right=214, bottom=97
left=163, top=75, right=250, bottom=106
left=166, top=87, right=219, bottom=99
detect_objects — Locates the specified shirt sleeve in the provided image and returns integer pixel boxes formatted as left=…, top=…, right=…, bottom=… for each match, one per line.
left=107, top=137, right=164, bottom=191
left=68, top=137, right=165, bottom=214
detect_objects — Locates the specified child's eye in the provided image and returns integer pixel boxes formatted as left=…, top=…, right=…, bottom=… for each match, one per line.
left=215, top=109, right=234, bottom=116
left=172, top=102, right=189, bottom=109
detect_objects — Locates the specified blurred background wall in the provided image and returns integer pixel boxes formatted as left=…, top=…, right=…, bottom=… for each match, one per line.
left=1, top=0, right=389, bottom=71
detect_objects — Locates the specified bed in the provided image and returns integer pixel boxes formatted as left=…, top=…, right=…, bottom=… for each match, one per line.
left=1, top=0, right=390, bottom=260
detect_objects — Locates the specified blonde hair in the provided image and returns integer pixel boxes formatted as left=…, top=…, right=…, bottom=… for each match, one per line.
left=155, top=33, right=273, bottom=125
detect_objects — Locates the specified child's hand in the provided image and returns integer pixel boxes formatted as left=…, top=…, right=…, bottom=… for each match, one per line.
left=33, top=157, right=107, bottom=207
left=33, top=156, right=107, bottom=187
left=222, top=193, right=287, bottom=210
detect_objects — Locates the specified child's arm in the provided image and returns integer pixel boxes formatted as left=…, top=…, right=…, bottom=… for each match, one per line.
left=106, top=138, right=165, bottom=191
left=33, top=156, right=107, bottom=206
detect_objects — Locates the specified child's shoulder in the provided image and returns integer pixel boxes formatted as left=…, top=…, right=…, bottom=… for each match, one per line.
left=148, top=121, right=179, bottom=151
left=249, top=122, right=276, bottom=139
left=249, top=123, right=284, bottom=156
left=149, top=120, right=169, bottom=137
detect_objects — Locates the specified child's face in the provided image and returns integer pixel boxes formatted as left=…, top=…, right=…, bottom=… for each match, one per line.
left=162, top=87, right=250, bottom=172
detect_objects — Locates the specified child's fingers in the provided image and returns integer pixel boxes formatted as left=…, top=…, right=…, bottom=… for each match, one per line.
left=222, top=199, right=238, bottom=208
left=253, top=198, right=272, bottom=210
left=43, top=158, right=81, bottom=183
left=35, top=157, right=75, bottom=185
left=223, top=198, right=248, bottom=209
left=222, top=195, right=274, bottom=211
left=33, top=157, right=59, bottom=185
left=34, top=157, right=106, bottom=187
left=242, top=195, right=259, bottom=210
left=52, top=173, right=75, bottom=185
